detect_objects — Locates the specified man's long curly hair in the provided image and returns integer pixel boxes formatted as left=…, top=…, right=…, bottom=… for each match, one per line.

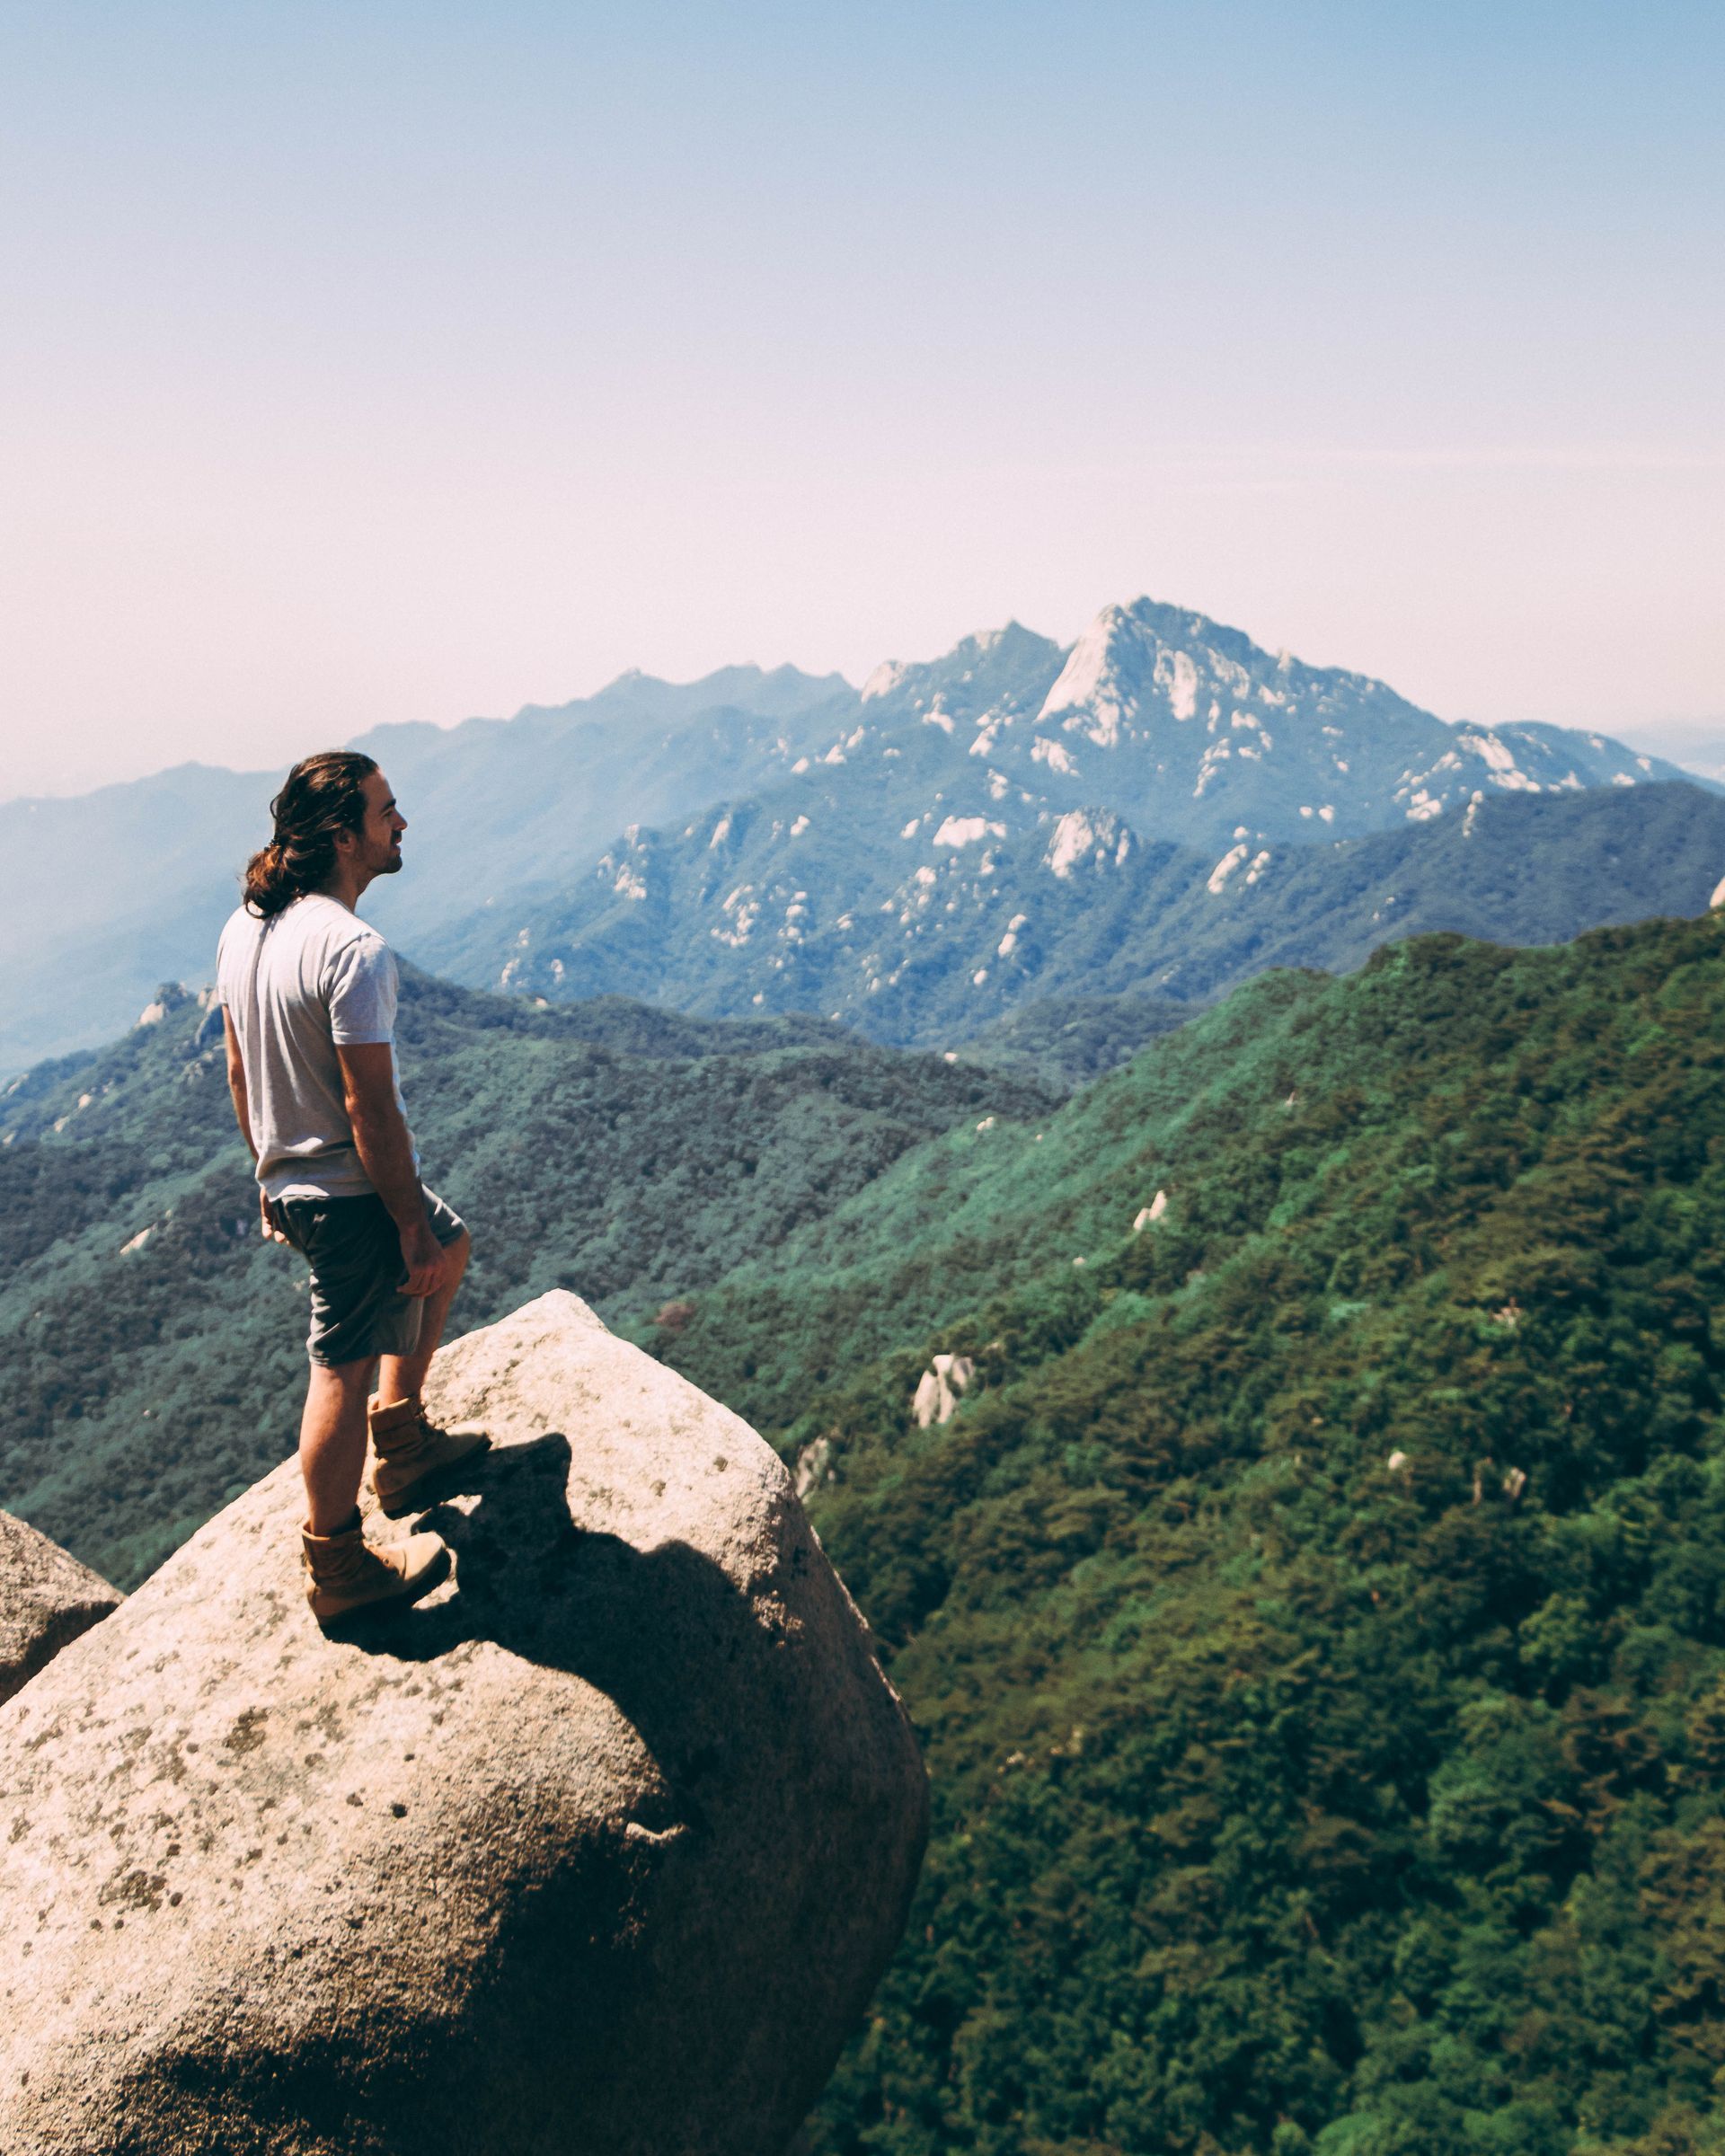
left=243, top=751, right=378, bottom=919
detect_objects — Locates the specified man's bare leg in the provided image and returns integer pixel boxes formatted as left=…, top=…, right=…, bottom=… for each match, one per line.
left=298, top=1352, right=448, bottom=1621
left=376, top=1228, right=471, bottom=1409
left=300, top=1357, right=377, bottom=1534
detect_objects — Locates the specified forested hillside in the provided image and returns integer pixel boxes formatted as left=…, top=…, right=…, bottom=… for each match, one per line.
left=637, top=913, right=1725, bottom=2155
left=0, top=972, right=1053, bottom=1586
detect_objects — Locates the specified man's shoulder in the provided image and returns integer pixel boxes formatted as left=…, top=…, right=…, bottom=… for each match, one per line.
left=217, top=897, right=394, bottom=991
left=216, top=902, right=261, bottom=968
left=283, top=896, right=394, bottom=961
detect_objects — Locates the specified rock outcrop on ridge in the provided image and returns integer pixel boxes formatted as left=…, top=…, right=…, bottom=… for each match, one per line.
left=0, top=1291, right=929, bottom=2156
left=0, top=1507, right=120, bottom=1708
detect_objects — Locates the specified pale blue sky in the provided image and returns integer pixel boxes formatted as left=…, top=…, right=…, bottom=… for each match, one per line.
left=2, top=1, right=1720, bottom=797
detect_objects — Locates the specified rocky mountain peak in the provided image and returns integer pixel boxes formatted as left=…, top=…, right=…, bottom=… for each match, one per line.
left=859, top=620, right=1067, bottom=732
left=1037, top=596, right=1420, bottom=755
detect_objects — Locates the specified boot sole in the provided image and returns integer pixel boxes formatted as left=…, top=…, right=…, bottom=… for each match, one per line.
left=374, top=1435, right=493, bottom=1519
left=312, top=1543, right=452, bottom=1632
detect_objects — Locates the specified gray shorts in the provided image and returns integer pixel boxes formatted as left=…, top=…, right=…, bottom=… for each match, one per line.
left=268, top=1186, right=467, bottom=1368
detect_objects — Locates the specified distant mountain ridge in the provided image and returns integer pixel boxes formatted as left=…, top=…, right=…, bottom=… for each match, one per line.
left=420, top=596, right=1712, bottom=1034
left=0, top=598, right=1705, bottom=1067
left=0, top=663, right=850, bottom=1068
left=425, top=778, right=1725, bottom=1047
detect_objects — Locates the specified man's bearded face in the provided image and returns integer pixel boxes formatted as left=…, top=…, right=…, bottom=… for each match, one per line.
left=355, top=769, right=406, bottom=876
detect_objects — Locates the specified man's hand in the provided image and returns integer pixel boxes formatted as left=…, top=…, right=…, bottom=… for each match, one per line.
left=397, top=1215, right=453, bottom=1299
left=260, top=1188, right=291, bottom=1245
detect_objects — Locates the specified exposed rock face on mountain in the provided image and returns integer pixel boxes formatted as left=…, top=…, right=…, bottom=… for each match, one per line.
left=817, top=597, right=1696, bottom=855
left=0, top=1509, right=119, bottom=1707
left=0, top=1292, right=928, bottom=2156
left=899, top=597, right=1678, bottom=846
left=427, top=774, right=1725, bottom=1049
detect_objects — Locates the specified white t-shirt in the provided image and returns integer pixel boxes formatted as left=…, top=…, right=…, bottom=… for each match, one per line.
left=215, top=894, right=417, bottom=1202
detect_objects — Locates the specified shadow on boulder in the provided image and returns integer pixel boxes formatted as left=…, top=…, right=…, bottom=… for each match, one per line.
left=376, top=1431, right=790, bottom=1845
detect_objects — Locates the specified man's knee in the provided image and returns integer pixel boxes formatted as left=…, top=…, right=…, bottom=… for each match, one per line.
left=309, top=1355, right=377, bottom=1395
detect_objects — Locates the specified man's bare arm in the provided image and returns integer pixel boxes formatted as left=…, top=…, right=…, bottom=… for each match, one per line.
left=223, top=1011, right=288, bottom=1244
left=336, top=1041, right=450, bottom=1298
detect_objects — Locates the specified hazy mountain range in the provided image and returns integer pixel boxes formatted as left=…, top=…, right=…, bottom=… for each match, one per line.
left=427, top=773, right=1725, bottom=1047
left=0, top=666, right=850, bottom=1067
left=1, top=596, right=1711, bottom=1068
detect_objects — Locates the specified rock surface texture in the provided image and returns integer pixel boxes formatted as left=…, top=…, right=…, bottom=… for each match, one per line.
left=0, top=1291, right=928, bottom=2156
left=0, top=1507, right=121, bottom=1708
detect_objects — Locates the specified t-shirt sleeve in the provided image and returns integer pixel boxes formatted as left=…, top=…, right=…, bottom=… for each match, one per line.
left=325, top=935, right=398, bottom=1045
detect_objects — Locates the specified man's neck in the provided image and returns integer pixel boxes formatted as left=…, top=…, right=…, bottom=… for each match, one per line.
left=316, top=863, right=368, bottom=914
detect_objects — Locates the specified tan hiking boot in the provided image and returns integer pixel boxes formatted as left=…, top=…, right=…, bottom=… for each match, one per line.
left=368, top=1395, right=490, bottom=1516
left=301, top=1514, right=448, bottom=1624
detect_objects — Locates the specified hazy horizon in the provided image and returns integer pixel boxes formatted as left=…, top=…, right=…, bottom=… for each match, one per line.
left=3, top=593, right=1723, bottom=809
left=2, top=1, right=1720, bottom=800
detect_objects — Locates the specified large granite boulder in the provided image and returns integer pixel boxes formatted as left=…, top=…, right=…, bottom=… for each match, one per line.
left=0, top=1291, right=927, bottom=2156
left=0, top=1507, right=120, bottom=1707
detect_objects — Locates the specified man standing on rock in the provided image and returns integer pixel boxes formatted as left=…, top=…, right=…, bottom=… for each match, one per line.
left=217, top=751, right=486, bottom=1623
